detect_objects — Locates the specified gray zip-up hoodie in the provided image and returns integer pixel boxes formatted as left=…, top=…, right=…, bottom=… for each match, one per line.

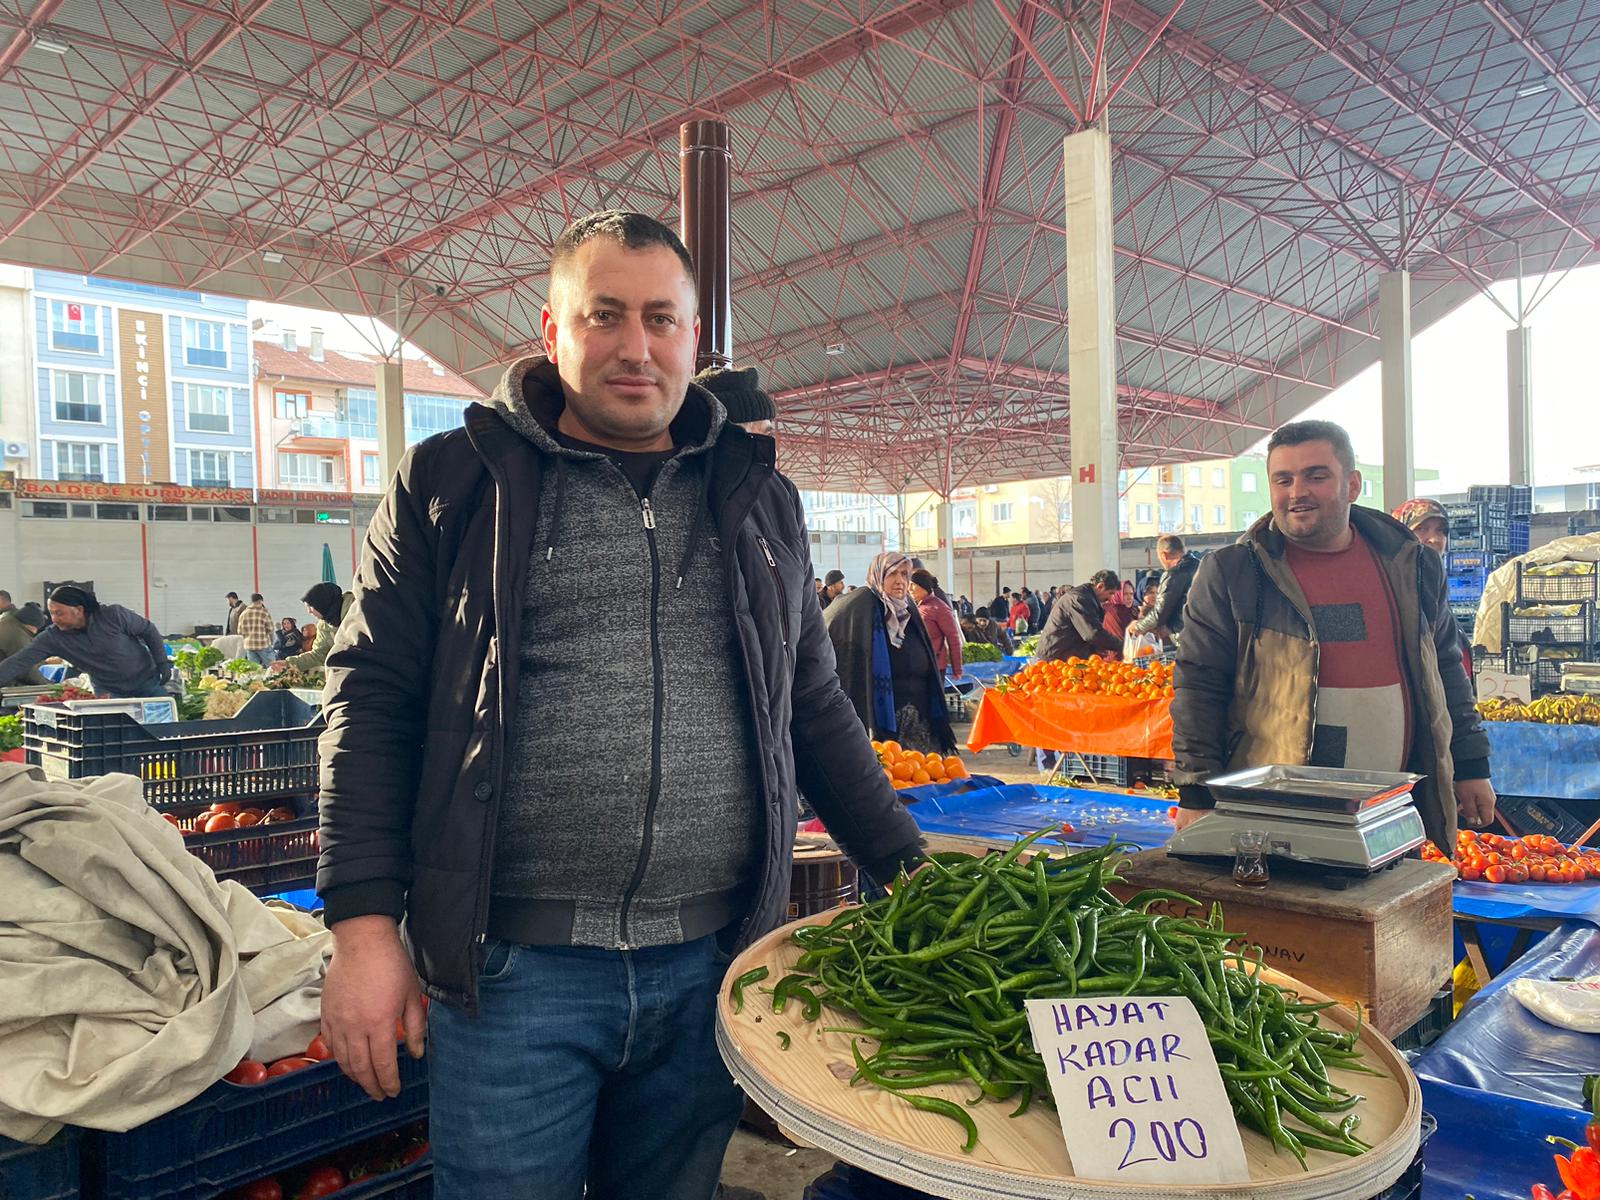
left=0, top=604, right=169, bottom=695
left=484, top=360, right=763, bottom=949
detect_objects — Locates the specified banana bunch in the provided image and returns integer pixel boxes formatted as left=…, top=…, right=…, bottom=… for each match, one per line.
left=1524, top=561, right=1596, bottom=577
left=1514, top=603, right=1583, bottom=618
left=1477, top=693, right=1600, bottom=725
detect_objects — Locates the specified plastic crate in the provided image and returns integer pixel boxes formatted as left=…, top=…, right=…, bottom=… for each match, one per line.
left=1516, top=561, right=1600, bottom=604
left=1468, top=484, right=1532, bottom=515
left=1390, top=984, right=1453, bottom=1055
left=0, top=1129, right=81, bottom=1200
left=1446, top=573, right=1487, bottom=605
left=176, top=804, right=320, bottom=893
left=340, top=1156, right=432, bottom=1198
left=1497, top=794, right=1594, bottom=845
left=97, top=1054, right=428, bottom=1200
left=805, top=1162, right=934, bottom=1199
left=1503, top=600, right=1595, bottom=647
left=1445, top=551, right=1493, bottom=575
left=1509, top=518, right=1531, bottom=555
left=24, top=691, right=323, bottom=806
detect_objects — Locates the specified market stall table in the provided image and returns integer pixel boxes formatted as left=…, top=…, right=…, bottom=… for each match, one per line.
left=1413, top=920, right=1599, bottom=1200
left=968, top=688, right=1172, bottom=760
left=1449, top=873, right=1600, bottom=981
left=1483, top=721, right=1600, bottom=801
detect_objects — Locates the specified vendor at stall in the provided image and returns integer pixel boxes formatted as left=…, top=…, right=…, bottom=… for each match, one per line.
left=0, top=585, right=171, bottom=698
left=1035, top=570, right=1124, bottom=662
left=1171, top=419, right=1494, bottom=847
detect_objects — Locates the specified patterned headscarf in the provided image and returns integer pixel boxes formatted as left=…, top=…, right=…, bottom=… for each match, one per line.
left=866, top=551, right=914, bottom=647
left=1391, top=497, right=1448, bottom=532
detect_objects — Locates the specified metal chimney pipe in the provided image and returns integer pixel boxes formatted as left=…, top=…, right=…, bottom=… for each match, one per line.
left=679, top=120, right=732, bottom=371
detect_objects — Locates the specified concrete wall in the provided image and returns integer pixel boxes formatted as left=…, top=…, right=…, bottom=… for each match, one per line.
left=0, top=264, right=33, bottom=468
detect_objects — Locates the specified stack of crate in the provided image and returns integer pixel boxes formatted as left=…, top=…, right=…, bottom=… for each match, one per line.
left=1500, top=561, right=1600, bottom=692
left=1468, top=484, right=1532, bottom=554
left=1445, top=549, right=1494, bottom=637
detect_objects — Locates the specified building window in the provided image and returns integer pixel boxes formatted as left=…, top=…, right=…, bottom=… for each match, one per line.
left=186, top=383, right=232, bottom=433
left=406, top=394, right=470, bottom=443
left=913, top=510, right=931, bottom=529
left=991, top=502, right=1014, bottom=523
left=54, top=441, right=105, bottom=482
left=1240, top=472, right=1258, bottom=493
left=148, top=505, right=188, bottom=521
left=1058, top=501, right=1072, bottom=523
left=1362, top=480, right=1373, bottom=497
left=184, top=319, right=229, bottom=369
left=1136, top=468, right=1154, bottom=485
left=347, top=390, right=378, bottom=440
left=1188, top=466, right=1202, bottom=486
left=1214, top=505, right=1226, bottom=525
left=96, top=503, right=139, bottom=520
left=23, top=500, right=68, bottom=518
left=1242, top=510, right=1259, bottom=525
left=213, top=506, right=252, bottom=523
left=278, top=452, right=336, bottom=486
left=1191, top=504, right=1203, bottom=527
left=1135, top=503, right=1153, bottom=524
left=361, top=453, right=380, bottom=488
left=1118, top=499, right=1129, bottom=533
left=49, top=300, right=99, bottom=353
left=1212, top=468, right=1225, bottom=487
left=275, top=390, right=310, bottom=420
left=52, top=371, right=104, bottom=423
left=189, top=449, right=231, bottom=487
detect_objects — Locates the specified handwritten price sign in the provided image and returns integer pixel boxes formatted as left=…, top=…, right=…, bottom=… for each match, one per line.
left=1025, top=996, right=1249, bottom=1184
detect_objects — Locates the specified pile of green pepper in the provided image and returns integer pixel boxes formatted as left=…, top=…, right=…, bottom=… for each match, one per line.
left=730, top=828, right=1376, bottom=1161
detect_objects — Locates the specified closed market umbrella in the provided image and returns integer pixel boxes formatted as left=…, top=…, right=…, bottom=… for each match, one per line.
left=321, top=543, right=337, bottom=585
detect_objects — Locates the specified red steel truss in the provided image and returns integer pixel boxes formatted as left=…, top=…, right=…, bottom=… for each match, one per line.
left=0, top=0, right=1596, bottom=491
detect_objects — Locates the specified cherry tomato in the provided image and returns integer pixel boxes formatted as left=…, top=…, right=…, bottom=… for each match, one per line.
left=1506, top=863, right=1528, bottom=884
left=304, top=1034, right=333, bottom=1062
left=265, top=1056, right=317, bottom=1078
left=1460, top=865, right=1483, bottom=882
left=204, top=812, right=237, bottom=833
left=224, top=1059, right=268, bottom=1086
left=1484, top=864, right=1508, bottom=885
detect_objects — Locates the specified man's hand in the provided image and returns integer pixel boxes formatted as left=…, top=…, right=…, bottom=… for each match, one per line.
left=268, top=660, right=287, bottom=674
left=1454, top=778, right=1497, bottom=829
left=321, top=915, right=426, bottom=1102
left=1173, top=807, right=1209, bottom=832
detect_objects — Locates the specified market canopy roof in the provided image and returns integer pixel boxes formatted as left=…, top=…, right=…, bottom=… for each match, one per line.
left=1, top=0, right=1596, bottom=491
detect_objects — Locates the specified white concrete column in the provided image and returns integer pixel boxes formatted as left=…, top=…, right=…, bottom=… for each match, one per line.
left=1063, top=127, right=1120, bottom=580
left=1379, top=269, right=1414, bottom=505
left=937, top=500, right=956, bottom=594
left=376, top=358, right=406, bottom=487
left=1507, top=325, right=1533, bottom=487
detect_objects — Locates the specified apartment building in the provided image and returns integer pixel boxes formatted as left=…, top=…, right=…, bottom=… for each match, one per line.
left=253, top=333, right=483, bottom=492
left=28, top=271, right=254, bottom=487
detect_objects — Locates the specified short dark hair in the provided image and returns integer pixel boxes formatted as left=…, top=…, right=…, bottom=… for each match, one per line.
left=910, top=569, right=938, bottom=592
left=1156, top=534, right=1185, bottom=555
left=226, top=591, right=239, bottom=600
left=1143, top=577, right=1160, bottom=593
left=1089, top=569, right=1120, bottom=590
left=549, top=211, right=697, bottom=306
left=249, top=593, right=263, bottom=602
left=0, top=590, right=10, bottom=603
left=1266, top=419, right=1356, bottom=475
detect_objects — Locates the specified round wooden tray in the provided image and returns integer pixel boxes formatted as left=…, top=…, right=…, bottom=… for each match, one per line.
left=717, top=910, right=1423, bottom=1200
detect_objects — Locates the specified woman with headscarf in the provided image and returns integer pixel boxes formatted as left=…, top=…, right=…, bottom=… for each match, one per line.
left=823, top=551, right=956, bottom=754
left=271, top=581, right=354, bottom=674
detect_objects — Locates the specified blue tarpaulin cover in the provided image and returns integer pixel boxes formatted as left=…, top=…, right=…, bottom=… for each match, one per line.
left=1417, top=920, right=1600, bottom=1198
left=1485, top=721, right=1600, bottom=799
left=909, top=783, right=1176, bottom=852
left=1453, top=878, right=1600, bottom=926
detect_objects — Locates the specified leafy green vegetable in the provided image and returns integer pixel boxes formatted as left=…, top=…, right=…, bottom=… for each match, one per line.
left=961, top=642, right=1001, bottom=663
left=0, top=714, right=22, bottom=752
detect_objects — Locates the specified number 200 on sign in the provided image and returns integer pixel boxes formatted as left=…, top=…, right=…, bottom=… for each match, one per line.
left=1110, top=1117, right=1208, bottom=1171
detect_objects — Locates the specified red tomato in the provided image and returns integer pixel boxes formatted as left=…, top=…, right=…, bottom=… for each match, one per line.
left=234, top=811, right=261, bottom=827
left=204, top=812, right=238, bottom=833
left=1531, top=865, right=1548, bottom=882
left=1506, top=863, right=1528, bottom=884
left=304, top=1034, right=333, bottom=1062
left=209, top=802, right=243, bottom=815
left=160, top=812, right=181, bottom=827
left=1510, top=843, right=1528, bottom=861
left=296, top=1164, right=345, bottom=1197
left=224, top=1059, right=268, bottom=1086
left=263, top=806, right=298, bottom=824
left=265, top=1056, right=317, bottom=1078
left=398, top=1141, right=429, bottom=1166
left=230, top=1178, right=283, bottom=1200
left=1484, top=864, right=1508, bottom=885
left=1460, top=865, right=1483, bottom=882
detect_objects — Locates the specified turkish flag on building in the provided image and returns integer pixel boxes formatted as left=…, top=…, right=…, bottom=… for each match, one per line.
left=66, top=303, right=82, bottom=322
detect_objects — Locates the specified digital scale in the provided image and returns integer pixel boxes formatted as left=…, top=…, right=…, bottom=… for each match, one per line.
left=1166, top=765, right=1428, bottom=877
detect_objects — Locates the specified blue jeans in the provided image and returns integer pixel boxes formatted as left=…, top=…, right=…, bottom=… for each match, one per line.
left=246, top=649, right=273, bottom=667
left=428, top=934, right=745, bottom=1200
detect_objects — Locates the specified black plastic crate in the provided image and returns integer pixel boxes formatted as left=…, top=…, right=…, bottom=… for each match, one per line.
left=1516, top=561, right=1600, bottom=604
left=1391, top=984, right=1453, bottom=1055
left=97, top=1054, right=428, bottom=1200
left=175, top=805, right=320, bottom=893
left=24, top=692, right=323, bottom=806
left=1510, top=519, right=1531, bottom=555
left=1503, top=600, right=1595, bottom=647
left=1497, top=793, right=1594, bottom=845
left=1469, top=484, right=1532, bottom=515
left=0, top=1129, right=81, bottom=1200
left=341, top=1156, right=432, bottom=1198
left=1054, top=752, right=1169, bottom=786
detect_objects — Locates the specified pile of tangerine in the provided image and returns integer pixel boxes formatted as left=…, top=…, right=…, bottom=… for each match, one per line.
left=871, top=740, right=970, bottom=790
left=1001, top=656, right=1175, bottom=701
left=1422, top=830, right=1600, bottom=884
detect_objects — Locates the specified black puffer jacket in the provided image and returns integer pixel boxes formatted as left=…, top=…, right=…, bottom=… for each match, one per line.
left=315, top=368, right=923, bottom=1013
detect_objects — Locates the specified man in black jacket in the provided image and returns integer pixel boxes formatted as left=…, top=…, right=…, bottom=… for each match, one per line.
left=314, top=211, right=923, bottom=1199
left=1036, top=570, right=1124, bottom=662
left=1130, top=534, right=1201, bottom=641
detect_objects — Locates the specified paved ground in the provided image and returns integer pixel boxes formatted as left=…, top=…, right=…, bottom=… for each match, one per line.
left=715, top=714, right=1039, bottom=1198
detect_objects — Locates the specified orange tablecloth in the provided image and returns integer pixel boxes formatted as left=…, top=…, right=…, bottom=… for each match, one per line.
left=967, top=688, right=1174, bottom=759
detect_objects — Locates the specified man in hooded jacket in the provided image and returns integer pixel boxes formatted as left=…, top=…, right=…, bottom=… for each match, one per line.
left=312, top=211, right=923, bottom=1200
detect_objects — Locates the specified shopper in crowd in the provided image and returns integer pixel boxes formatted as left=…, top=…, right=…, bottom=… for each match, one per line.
left=693, top=363, right=776, bottom=435
left=1037, top=586, right=1056, bottom=630
left=0, top=601, right=49, bottom=685
left=989, top=588, right=1011, bottom=621
left=312, top=210, right=922, bottom=1199
left=224, top=591, right=244, bottom=635
left=237, top=594, right=275, bottom=667
left=955, top=594, right=974, bottom=619
left=911, top=569, right=963, bottom=681
left=1393, top=497, right=1472, bottom=674
left=1022, top=586, right=1042, bottom=631
left=1130, top=534, right=1201, bottom=643
left=819, top=569, right=846, bottom=610
left=272, top=616, right=304, bottom=662
left=970, top=612, right=1015, bottom=656
left=1172, top=420, right=1493, bottom=847
left=1102, top=578, right=1139, bottom=642
left=0, top=589, right=13, bottom=616
left=827, top=550, right=957, bottom=756
left=271, top=581, right=352, bottom=674
left=1008, top=590, right=1032, bottom=635
left=1037, top=570, right=1124, bottom=663
left=0, top=585, right=171, bottom=698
